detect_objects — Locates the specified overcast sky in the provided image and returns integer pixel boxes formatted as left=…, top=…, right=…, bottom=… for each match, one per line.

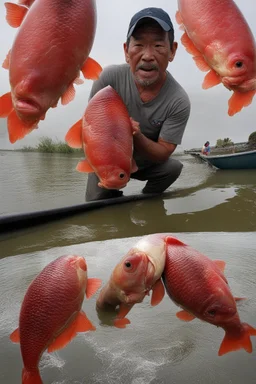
left=0, top=0, right=255, bottom=150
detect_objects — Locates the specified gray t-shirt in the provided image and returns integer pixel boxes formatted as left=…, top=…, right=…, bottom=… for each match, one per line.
left=89, top=64, right=191, bottom=168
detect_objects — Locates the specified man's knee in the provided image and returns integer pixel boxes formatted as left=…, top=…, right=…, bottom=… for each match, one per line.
left=160, top=158, right=183, bottom=181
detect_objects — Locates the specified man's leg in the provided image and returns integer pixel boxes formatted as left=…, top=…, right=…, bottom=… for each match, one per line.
left=85, top=173, right=123, bottom=201
left=131, top=158, right=183, bottom=194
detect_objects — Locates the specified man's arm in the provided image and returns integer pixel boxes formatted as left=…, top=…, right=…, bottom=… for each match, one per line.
left=132, top=96, right=191, bottom=163
left=133, top=130, right=176, bottom=163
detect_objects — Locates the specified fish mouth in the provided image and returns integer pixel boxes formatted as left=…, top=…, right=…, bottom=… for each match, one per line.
left=15, top=99, right=42, bottom=119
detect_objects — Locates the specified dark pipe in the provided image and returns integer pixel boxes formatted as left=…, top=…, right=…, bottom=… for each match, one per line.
left=0, top=192, right=160, bottom=234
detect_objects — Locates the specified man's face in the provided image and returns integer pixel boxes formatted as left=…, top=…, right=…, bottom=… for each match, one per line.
left=124, top=21, right=177, bottom=88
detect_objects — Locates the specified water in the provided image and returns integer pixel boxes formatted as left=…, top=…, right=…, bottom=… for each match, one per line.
left=0, top=151, right=256, bottom=383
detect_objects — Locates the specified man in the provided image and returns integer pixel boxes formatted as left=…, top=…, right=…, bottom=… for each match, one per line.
left=86, top=7, right=191, bottom=201
left=202, top=141, right=211, bottom=155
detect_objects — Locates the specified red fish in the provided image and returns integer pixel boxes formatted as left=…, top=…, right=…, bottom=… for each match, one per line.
left=65, top=85, right=138, bottom=190
left=162, top=236, right=256, bottom=356
left=10, top=255, right=102, bottom=384
left=176, top=0, right=256, bottom=116
left=96, top=234, right=166, bottom=328
left=0, top=0, right=102, bottom=143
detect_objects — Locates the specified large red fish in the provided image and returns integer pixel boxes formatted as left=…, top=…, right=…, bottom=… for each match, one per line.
left=10, top=255, right=102, bottom=384
left=176, top=0, right=256, bottom=116
left=65, top=85, right=138, bottom=190
left=96, top=234, right=166, bottom=328
left=162, top=236, right=256, bottom=356
left=0, top=0, right=102, bottom=143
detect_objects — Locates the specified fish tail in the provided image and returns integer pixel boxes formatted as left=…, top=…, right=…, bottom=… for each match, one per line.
left=22, top=367, right=42, bottom=384
left=218, top=323, right=256, bottom=356
left=228, top=90, right=256, bottom=116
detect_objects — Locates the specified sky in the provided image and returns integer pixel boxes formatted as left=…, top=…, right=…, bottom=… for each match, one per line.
left=0, top=0, right=255, bottom=150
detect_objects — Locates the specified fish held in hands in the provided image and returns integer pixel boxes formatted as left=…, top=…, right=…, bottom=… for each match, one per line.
left=10, top=255, right=102, bottom=384
left=176, top=0, right=256, bottom=116
left=96, top=233, right=167, bottom=328
left=1, top=0, right=102, bottom=143
left=162, top=236, right=256, bottom=356
left=65, top=85, right=138, bottom=190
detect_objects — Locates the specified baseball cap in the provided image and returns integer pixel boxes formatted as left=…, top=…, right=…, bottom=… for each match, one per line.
left=127, top=7, right=174, bottom=38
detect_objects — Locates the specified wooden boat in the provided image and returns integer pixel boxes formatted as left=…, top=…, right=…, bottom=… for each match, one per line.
left=199, top=150, right=256, bottom=170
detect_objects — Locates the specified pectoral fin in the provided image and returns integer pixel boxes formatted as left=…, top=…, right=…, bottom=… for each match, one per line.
left=10, top=328, right=20, bottom=343
left=65, top=119, right=83, bottom=148
left=76, top=159, right=94, bottom=173
left=202, top=70, right=221, bottom=89
left=228, top=90, right=256, bottom=117
left=81, top=57, right=102, bottom=80
left=86, top=278, right=102, bottom=299
left=176, top=310, right=196, bottom=322
left=151, top=279, right=165, bottom=306
left=47, top=311, right=95, bottom=353
left=5, top=2, right=28, bottom=28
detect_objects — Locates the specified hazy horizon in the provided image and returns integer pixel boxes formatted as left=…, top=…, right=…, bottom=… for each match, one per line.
left=0, top=0, right=255, bottom=151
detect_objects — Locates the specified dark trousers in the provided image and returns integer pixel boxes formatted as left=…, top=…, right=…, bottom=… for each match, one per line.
left=85, top=158, right=183, bottom=202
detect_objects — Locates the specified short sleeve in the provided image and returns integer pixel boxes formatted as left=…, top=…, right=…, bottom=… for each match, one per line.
left=159, top=94, right=191, bottom=145
left=88, top=65, right=118, bottom=100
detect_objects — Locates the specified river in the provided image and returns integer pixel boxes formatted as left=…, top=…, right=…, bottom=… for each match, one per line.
left=0, top=150, right=256, bottom=384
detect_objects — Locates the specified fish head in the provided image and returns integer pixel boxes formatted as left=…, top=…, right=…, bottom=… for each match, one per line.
left=11, top=77, right=52, bottom=123
left=222, top=52, right=256, bottom=91
left=202, top=289, right=237, bottom=327
left=112, top=249, right=155, bottom=304
left=97, top=165, right=130, bottom=189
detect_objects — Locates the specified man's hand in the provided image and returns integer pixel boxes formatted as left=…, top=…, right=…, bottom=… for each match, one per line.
left=130, top=117, right=140, bottom=136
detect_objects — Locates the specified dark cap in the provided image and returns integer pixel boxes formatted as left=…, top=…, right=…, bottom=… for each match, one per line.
left=127, top=7, right=174, bottom=38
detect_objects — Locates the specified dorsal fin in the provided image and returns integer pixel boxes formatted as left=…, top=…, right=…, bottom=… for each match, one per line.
left=165, top=236, right=186, bottom=246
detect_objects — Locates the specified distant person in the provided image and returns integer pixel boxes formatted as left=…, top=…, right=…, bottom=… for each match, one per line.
left=85, top=7, right=191, bottom=201
left=202, top=141, right=211, bottom=155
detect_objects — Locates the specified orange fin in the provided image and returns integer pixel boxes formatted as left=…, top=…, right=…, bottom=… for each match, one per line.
left=202, top=70, right=221, bottom=89
left=151, top=279, right=165, bottom=306
left=234, top=297, right=246, bottom=302
left=131, top=158, right=138, bottom=173
left=181, top=32, right=201, bottom=56
left=218, top=323, right=256, bottom=356
left=61, top=83, right=76, bottom=105
left=175, top=10, right=183, bottom=25
left=86, top=278, right=102, bottom=299
left=113, top=317, right=131, bottom=329
left=0, top=92, right=13, bottom=117
left=5, top=2, right=28, bottom=28
left=2, top=49, right=11, bottom=70
left=47, top=311, right=95, bottom=353
left=65, top=119, right=83, bottom=148
left=76, top=159, right=94, bottom=173
left=10, top=328, right=20, bottom=343
left=113, top=304, right=133, bottom=328
left=8, top=109, right=36, bottom=143
left=22, top=368, right=42, bottom=384
left=214, top=260, right=226, bottom=273
left=228, top=90, right=256, bottom=117
left=165, top=236, right=186, bottom=246
left=74, top=76, right=84, bottom=85
left=193, top=55, right=211, bottom=72
left=81, top=57, right=102, bottom=80
left=176, top=310, right=196, bottom=322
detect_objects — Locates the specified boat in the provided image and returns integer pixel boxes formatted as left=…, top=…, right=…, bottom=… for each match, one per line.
left=198, top=150, right=256, bottom=170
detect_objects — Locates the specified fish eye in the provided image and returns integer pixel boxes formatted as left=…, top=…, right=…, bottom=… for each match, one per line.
left=125, top=261, right=132, bottom=268
left=235, top=61, right=243, bottom=68
left=119, top=173, right=125, bottom=179
left=207, top=309, right=216, bottom=317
